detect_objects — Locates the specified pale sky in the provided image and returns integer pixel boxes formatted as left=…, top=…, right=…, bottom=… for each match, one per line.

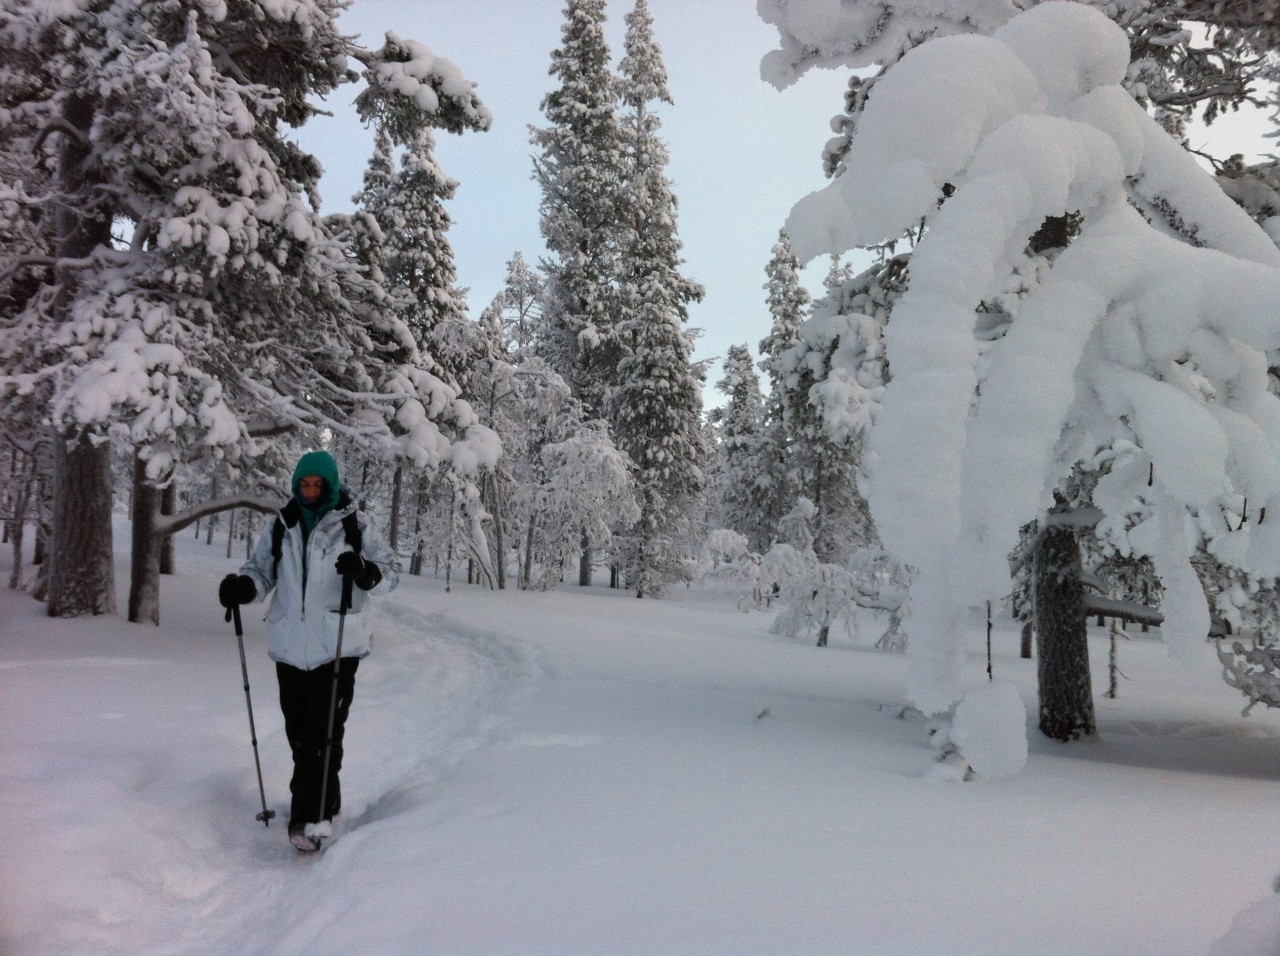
left=293, top=0, right=1275, bottom=408
left=293, top=0, right=853, bottom=405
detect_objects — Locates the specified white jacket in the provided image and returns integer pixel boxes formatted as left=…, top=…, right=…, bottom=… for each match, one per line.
left=241, top=493, right=400, bottom=671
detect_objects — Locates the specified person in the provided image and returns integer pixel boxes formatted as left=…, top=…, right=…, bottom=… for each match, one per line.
left=218, top=450, right=399, bottom=851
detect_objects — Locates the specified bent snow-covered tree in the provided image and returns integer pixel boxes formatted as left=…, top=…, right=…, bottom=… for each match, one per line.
left=775, top=2, right=1280, bottom=735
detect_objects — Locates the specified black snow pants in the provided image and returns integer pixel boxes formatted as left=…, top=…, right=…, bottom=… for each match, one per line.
left=276, top=657, right=359, bottom=829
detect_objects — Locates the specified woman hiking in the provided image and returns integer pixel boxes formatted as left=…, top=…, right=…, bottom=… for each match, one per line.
left=218, top=450, right=400, bottom=851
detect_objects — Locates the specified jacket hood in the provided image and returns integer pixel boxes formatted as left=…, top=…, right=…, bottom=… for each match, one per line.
left=292, top=450, right=341, bottom=514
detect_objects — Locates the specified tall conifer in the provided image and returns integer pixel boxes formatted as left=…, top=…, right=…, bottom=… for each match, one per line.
left=610, top=0, right=707, bottom=597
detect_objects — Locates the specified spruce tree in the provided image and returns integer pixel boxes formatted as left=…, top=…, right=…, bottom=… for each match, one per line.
left=755, top=229, right=811, bottom=549
left=710, top=344, right=772, bottom=554
left=530, top=0, right=629, bottom=417
left=779, top=257, right=879, bottom=565
left=609, top=0, right=707, bottom=597
left=496, top=251, right=545, bottom=362
left=773, top=1, right=1280, bottom=732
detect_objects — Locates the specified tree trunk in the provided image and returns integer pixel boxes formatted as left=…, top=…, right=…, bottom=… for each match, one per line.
left=444, top=495, right=455, bottom=592
left=160, top=482, right=175, bottom=574
left=47, top=431, right=115, bottom=617
left=409, top=474, right=427, bottom=576
left=388, top=463, right=403, bottom=551
left=6, top=447, right=35, bottom=590
left=128, top=455, right=161, bottom=625
left=522, top=520, right=536, bottom=590
left=7, top=482, right=28, bottom=590
left=45, top=94, right=115, bottom=618
left=32, top=472, right=47, bottom=565
left=1033, top=521, right=1095, bottom=741
left=579, top=532, right=592, bottom=587
left=488, top=473, right=506, bottom=590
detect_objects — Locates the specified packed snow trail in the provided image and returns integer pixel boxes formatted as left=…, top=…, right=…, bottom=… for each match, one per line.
left=0, top=576, right=533, bottom=956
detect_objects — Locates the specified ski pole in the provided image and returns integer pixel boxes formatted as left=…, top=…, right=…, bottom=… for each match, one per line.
left=229, top=602, right=276, bottom=826
left=316, top=573, right=354, bottom=834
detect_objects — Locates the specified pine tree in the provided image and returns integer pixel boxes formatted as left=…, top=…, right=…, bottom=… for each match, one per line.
left=710, top=344, right=772, bottom=554
left=755, top=229, right=811, bottom=549
left=777, top=257, right=876, bottom=565
left=608, top=0, right=707, bottom=597
left=495, top=251, right=545, bottom=361
left=345, top=120, right=500, bottom=568
left=530, top=0, right=629, bottom=417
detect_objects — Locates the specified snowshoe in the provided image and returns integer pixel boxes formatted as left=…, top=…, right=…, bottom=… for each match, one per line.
left=289, top=824, right=321, bottom=853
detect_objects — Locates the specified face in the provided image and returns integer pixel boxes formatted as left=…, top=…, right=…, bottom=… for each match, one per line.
left=298, top=475, right=325, bottom=504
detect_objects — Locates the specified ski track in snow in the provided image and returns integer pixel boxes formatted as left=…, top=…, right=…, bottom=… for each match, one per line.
left=1, top=589, right=534, bottom=956
left=188, top=597, right=532, bottom=956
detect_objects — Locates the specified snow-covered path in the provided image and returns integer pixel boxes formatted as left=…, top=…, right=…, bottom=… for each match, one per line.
left=5, top=533, right=1280, bottom=955
left=0, top=571, right=529, bottom=956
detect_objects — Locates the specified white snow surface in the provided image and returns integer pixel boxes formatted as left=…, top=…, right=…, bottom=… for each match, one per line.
left=4, top=524, right=1280, bottom=955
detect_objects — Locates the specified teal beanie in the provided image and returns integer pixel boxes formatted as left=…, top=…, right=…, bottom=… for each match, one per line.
left=292, top=450, right=341, bottom=514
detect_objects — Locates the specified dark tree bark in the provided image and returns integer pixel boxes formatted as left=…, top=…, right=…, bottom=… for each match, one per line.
left=521, top=521, right=536, bottom=590
left=488, top=472, right=506, bottom=590
left=45, top=95, right=116, bottom=618
left=129, top=455, right=160, bottom=624
left=1033, top=519, right=1096, bottom=741
left=387, top=463, right=403, bottom=551
left=47, top=431, right=115, bottom=617
left=159, top=483, right=175, bottom=575
left=409, top=474, right=428, bottom=576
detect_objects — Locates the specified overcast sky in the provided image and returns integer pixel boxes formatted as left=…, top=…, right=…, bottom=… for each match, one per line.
left=293, top=0, right=1275, bottom=407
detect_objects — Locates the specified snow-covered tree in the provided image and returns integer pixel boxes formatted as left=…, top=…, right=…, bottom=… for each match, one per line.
left=337, top=120, right=496, bottom=562
left=709, top=344, right=775, bottom=553
left=770, top=562, right=861, bottom=646
left=0, top=1, right=494, bottom=619
left=608, top=0, right=707, bottom=598
left=754, top=229, right=811, bottom=545
left=494, top=251, right=545, bottom=361
left=773, top=257, right=879, bottom=565
left=526, top=417, right=640, bottom=591
left=759, top=0, right=1277, bottom=132
left=530, top=0, right=629, bottom=417
left=775, top=2, right=1280, bottom=739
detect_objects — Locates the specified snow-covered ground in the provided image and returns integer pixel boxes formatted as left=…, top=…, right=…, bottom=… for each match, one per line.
left=3, top=524, right=1280, bottom=955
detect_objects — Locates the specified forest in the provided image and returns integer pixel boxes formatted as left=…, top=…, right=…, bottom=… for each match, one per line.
left=5, top=0, right=1280, bottom=817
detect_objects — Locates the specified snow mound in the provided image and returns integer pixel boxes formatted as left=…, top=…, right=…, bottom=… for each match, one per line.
left=949, top=681, right=1028, bottom=778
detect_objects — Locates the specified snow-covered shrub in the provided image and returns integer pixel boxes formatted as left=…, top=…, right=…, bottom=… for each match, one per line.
left=847, top=546, right=912, bottom=650
left=769, top=562, right=862, bottom=645
left=1217, top=640, right=1280, bottom=716
left=697, top=530, right=763, bottom=605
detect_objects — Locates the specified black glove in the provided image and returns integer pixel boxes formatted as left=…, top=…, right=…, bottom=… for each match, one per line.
left=219, top=573, right=256, bottom=608
left=335, top=551, right=382, bottom=591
